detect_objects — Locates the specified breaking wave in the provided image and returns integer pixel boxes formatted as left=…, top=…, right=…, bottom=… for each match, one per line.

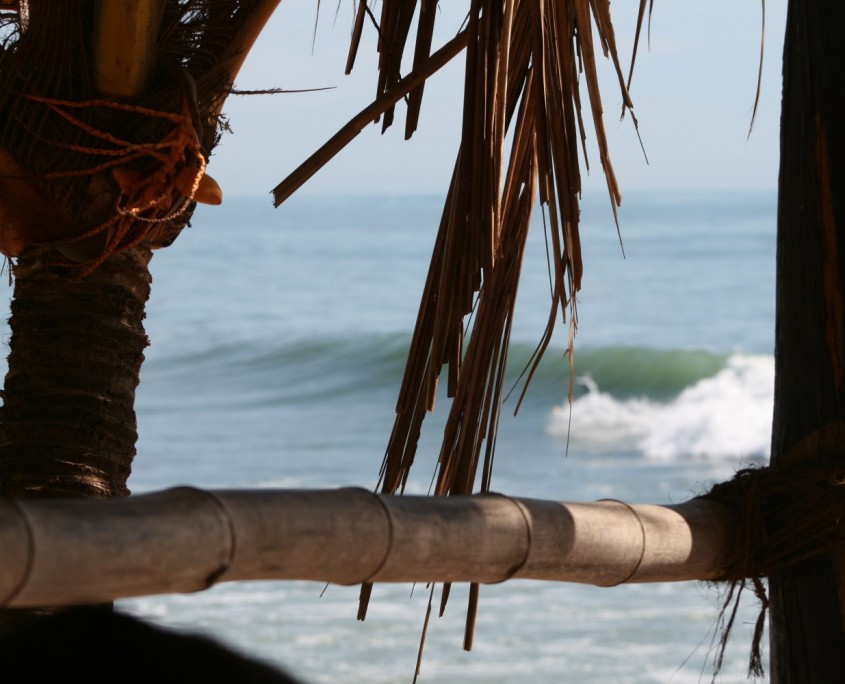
left=547, top=353, right=774, bottom=460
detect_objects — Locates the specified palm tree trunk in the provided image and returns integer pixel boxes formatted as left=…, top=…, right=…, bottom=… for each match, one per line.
left=768, top=1, right=845, bottom=680
left=0, top=247, right=152, bottom=499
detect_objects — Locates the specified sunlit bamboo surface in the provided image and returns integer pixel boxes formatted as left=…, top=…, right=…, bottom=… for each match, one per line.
left=0, top=487, right=732, bottom=608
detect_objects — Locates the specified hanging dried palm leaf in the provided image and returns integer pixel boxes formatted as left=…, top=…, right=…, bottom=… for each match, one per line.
left=307, top=1, right=645, bottom=651
left=346, top=0, right=638, bottom=503
left=270, top=3, right=646, bottom=646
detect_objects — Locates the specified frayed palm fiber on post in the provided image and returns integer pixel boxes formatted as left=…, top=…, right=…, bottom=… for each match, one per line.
left=0, top=1, right=277, bottom=269
left=278, top=0, right=648, bottom=658
left=702, top=458, right=845, bottom=679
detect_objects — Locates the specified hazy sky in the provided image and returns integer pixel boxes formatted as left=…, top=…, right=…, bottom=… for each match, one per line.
left=208, top=1, right=788, bottom=198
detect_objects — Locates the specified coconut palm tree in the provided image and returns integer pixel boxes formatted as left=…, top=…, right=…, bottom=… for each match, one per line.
left=0, top=1, right=280, bottom=499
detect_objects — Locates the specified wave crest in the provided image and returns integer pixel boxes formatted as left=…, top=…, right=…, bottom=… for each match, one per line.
left=547, top=354, right=774, bottom=461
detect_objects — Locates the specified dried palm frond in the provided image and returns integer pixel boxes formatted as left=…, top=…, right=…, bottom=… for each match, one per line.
left=281, top=0, right=641, bottom=647
left=278, top=4, right=639, bottom=514
left=342, top=0, right=637, bottom=500
left=271, top=4, right=643, bottom=643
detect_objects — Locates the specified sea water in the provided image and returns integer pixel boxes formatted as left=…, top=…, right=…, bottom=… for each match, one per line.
left=1, top=192, right=776, bottom=682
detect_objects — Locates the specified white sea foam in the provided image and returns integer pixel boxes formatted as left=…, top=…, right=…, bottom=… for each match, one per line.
left=547, top=354, right=774, bottom=460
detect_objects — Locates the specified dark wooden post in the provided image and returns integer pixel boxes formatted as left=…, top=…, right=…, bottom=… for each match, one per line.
left=769, top=1, right=845, bottom=680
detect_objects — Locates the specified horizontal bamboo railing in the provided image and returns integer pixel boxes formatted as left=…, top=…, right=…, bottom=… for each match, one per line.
left=0, top=488, right=733, bottom=608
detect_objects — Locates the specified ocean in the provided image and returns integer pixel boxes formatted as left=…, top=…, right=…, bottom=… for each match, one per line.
left=1, top=192, right=776, bottom=682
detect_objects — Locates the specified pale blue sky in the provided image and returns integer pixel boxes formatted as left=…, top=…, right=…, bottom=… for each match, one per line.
left=208, top=1, right=787, bottom=198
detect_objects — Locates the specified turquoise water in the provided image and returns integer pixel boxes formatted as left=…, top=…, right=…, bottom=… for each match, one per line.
left=0, top=192, right=776, bottom=682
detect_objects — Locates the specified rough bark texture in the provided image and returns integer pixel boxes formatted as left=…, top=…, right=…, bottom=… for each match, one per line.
left=769, top=1, right=845, bottom=680
left=0, top=247, right=152, bottom=499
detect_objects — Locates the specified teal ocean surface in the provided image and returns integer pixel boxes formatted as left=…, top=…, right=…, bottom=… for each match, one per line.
left=0, top=192, right=776, bottom=682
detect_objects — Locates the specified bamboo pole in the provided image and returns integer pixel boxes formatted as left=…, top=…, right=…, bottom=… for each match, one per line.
left=0, top=488, right=733, bottom=608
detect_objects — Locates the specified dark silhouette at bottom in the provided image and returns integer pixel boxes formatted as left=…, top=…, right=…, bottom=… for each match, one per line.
left=0, top=606, right=304, bottom=683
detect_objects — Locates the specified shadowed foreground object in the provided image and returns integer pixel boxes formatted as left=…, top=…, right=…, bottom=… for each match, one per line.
left=0, top=607, right=302, bottom=683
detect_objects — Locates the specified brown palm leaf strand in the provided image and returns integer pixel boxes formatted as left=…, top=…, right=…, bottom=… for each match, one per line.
left=273, top=2, right=637, bottom=641
left=365, top=1, right=635, bottom=636
left=378, top=0, right=635, bottom=500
